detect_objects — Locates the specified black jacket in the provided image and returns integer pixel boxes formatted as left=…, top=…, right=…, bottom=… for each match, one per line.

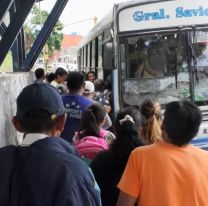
left=0, top=137, right=101, bottom=206
left=90, top=151, right=124, bottom=206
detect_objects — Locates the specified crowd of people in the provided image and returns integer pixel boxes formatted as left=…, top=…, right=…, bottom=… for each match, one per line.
left=0, top=67, right=208, bottom=206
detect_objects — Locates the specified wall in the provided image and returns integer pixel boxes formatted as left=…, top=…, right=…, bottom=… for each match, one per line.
left=0, top=72, right=34, bottom=147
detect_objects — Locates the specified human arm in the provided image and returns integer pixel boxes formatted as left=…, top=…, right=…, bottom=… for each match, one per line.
left=139, top=53, right=158, bottom=77
left=116, top=191, right=137, bottom=206
left=53, top=146, right=102, bottom=206
left=65, top=167, right=101, bottom=206
left=143, top=59, right=158, bottom=77
left=102, top=113, right=112, bottom=129
left=144, top=66, right=158, bottom=77
left=117, top=149, right=141, bottom=205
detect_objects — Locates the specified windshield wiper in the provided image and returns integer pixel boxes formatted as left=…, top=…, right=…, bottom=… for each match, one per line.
left=186, top=30, right=199, bottom=102
left=188, top=29, right=199, bottom=83
left=174, top=31, right=182, bottom=89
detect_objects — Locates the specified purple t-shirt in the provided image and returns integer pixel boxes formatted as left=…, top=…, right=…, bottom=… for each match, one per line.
left=61, top=95, right=92, bottom=143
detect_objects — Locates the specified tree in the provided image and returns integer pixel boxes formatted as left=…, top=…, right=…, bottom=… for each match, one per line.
left=24, top=4, right=64, bottom=56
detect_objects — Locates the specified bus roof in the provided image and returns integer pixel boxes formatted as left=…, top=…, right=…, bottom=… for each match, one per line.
left=78, top=9, right=114, bottom=48
left=116, top=0, right=169, bottom=11
left=78, top=0, right=172, bottom=49
left=118, top=0, right=208, bottom=32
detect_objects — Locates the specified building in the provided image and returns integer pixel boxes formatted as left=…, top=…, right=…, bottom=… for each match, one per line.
left=50, top=33, right=83, bottom=72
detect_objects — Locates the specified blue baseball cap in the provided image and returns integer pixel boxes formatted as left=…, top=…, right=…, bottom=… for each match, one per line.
left=16, top=83, right=66, bottom=120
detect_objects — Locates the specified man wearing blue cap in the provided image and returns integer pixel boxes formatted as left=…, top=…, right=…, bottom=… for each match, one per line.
left=0, top=83, right=101, bottom=206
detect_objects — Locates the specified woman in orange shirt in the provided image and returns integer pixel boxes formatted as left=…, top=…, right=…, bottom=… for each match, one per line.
left=117, top=101, right=208, bottom=206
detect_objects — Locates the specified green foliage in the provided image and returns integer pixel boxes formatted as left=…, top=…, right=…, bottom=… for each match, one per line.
left=24, top=4, right=64, bottom=56
left=0, top=52, right=13, bottom=72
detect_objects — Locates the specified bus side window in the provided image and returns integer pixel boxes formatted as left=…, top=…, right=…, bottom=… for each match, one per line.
left=120, top=43, right=126, bottom=78
left=97, top=35, right=103, bottom=79
left=91, top=40, right=96, bottom=69
left=103, top=42, right=113, bottom=70
left=98, top=35, right=103, bottom=68
left=87, top=43, right=91, bottom=69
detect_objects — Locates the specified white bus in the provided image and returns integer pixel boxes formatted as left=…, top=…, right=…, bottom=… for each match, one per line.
left=78, top=0, right=208, bottom=145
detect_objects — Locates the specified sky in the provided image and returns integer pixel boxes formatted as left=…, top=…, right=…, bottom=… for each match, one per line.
left=39, top=0, right=124, bottom=36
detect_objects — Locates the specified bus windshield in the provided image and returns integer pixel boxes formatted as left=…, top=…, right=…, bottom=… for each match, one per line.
left=121, top=30, right=208, bottom=108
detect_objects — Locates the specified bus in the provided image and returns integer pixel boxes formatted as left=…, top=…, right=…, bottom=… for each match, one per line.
left=78, top=0, right=208, bottom=144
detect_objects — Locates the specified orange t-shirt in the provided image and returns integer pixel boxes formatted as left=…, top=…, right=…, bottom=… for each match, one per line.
left=118, top=142, right=208, bottom=206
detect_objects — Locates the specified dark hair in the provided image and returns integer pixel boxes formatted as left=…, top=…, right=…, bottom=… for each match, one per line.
left=141, top=98, right=156, bottom=118
left=86, top=71, right=96, bottom=80
left=130, top=59, right=143, bottom=77
left=79, top=103, right=106, bottom=139
left=19, top=109, right=56, bottom=133
left=163, top=101, right=202, bottom=146
left=46, top=72, right=56, bottom=83
left=94, top=79, right=105, bottom=92
left=55, top=67, right=68, bottom=78
left=110, top=107, right=143, bottom=170
left=81, top=71, right=87, bottom=79
left=141, top=98, right=162, bottom=144
left=104, top=75, right=112, bottom=90
left=137, top=38, right=146, bottom=50
left=67, top=71, right=85, bottom=91
left=35, top=68, right=45, bottom=79
left=57, top=84, right=67, bottom=95
left=131, top=59, right=143, bottom=68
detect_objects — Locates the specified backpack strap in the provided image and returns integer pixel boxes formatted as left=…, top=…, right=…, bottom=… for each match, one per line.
left=98, top=129, right=109, bottom=139
left=99, top=129, right=115, bottom=143
left=75, top=136, right=109, bottom=161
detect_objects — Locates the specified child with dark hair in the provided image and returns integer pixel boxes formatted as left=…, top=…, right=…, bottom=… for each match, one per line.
left=50, top=68, right=68, bottom=95
left=117, top=101, right=208, bottom=206
left=46, top=72, right=55, bottom=83
left=76, top=103, right=106, bottom=139
left=74, top=103, right=115, bottom=164
left=34, top=68, right=45, bottom=83
left=90, top=107, right=143, bottom=206
left=140, top=98, right=162, bottom=144
left=50, top=67, right=68, bottom=88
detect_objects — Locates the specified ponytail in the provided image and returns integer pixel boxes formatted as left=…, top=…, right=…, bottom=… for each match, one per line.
left=114, top=116, right=142, bottom=152
left=141, top=115, right=162, bottom=144
left=110, top=107, right=143, bottom=170
left=79, top=109, right=100, bottom=139
left=141, top=98, right=162, bottom=144
left=79, top=103, right=106, bottom=139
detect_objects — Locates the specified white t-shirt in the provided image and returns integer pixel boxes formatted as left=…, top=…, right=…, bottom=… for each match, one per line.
left=50, top=80, right=58, bottom=88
